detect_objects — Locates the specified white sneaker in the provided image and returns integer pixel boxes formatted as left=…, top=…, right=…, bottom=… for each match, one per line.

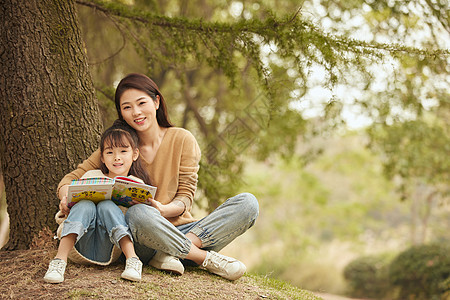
left=149, top=251, right=184, bottom=275
left=44, top=258, right=67, bottom=283
left=121, top=257, right=143, bottom=281
left=201, top=251, right=246, bottom=281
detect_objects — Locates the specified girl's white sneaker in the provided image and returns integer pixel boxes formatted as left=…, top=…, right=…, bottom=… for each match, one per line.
left=44, top=258, right=67, bottom=283
left=121, top=257, right=143, bottom=281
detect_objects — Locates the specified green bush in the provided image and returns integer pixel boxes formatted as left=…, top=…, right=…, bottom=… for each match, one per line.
left=439, top=277, right=450, bottom=300
left=343, top=254, right=391, bottom=299
left=389, top=243, right=450, bottom=300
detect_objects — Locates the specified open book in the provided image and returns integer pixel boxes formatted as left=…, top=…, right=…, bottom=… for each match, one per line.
left=67, top=176, right=157, bottom=208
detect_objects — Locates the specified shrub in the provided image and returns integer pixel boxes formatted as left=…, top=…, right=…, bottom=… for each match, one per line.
left=388, top=243, right=450, bottom=300
left=439, top=277, right=450, bottom=300
left=343, top=254, right=391, bottom=299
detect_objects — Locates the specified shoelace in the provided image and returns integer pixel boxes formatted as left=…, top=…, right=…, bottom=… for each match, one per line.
left=126, top=258, right=141, bottom=272
left=49, top=260, right=65, bottom=273
left=204, top=252, right=234, bottom=270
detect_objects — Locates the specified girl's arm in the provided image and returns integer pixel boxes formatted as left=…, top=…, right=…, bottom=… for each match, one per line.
left=58, top=186, right=70, bottom=215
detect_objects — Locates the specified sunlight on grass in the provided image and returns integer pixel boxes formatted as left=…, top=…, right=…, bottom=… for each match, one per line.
left=67, top=289, right=100, bottom=299
left=247, top=273, right=323, bottom=300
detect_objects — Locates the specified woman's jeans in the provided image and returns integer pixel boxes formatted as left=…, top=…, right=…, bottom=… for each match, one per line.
left=125, top=193, right=259, bottom=264
left=61, top=200, right=133, bottom=263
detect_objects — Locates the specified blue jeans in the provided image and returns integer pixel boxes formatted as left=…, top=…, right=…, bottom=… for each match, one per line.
left=61, top=200, right=133, bottom=263
left=125, top=193, right=259, bottom=264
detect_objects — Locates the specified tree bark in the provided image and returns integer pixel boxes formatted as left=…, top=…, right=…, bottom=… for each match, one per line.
left=0, top=0, right=102, bottom=250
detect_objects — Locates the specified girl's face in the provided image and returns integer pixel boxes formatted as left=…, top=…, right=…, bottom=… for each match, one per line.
left=101, top=140, right=139, bottom=178
left=120, top=88, right=160, bottom=133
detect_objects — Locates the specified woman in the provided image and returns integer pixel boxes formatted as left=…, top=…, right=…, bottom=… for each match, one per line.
left=58, top=73, right=259, bottom=281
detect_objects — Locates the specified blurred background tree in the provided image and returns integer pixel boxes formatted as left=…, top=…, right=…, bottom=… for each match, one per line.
left=74, top=0, right=448, bottom=211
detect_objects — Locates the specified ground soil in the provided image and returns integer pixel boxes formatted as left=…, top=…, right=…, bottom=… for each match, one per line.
left=0, top=229, right=324, bottom=300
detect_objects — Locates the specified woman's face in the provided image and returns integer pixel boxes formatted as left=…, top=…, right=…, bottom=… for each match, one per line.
left=120, top=88, right=160, bottom=133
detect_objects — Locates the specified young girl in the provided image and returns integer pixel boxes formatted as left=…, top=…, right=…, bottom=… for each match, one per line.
left=44, top=121, right=150, bottom=283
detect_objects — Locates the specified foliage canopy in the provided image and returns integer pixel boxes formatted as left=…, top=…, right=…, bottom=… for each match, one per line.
left=75, top=0, right=449, bottom=209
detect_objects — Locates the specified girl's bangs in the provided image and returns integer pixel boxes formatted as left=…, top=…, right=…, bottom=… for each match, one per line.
left=103, top=130, right=132, bottom=149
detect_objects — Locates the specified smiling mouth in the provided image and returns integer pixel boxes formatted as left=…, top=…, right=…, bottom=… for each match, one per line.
left=113, top=163, right=123, bottom=167
left=134, top=117, right=146, bottom=124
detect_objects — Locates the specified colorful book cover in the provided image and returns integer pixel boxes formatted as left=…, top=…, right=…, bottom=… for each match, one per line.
left=67, top=176, right=157, bottom=208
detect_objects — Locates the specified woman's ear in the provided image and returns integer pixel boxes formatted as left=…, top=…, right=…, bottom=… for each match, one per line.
left=133, top=148, right=140, bottom=161
left=155, top=95, right=160, bottom=110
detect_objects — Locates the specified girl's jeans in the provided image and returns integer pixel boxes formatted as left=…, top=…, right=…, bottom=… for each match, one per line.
left=125, top=192, right=259, bottom=264
left=60, top=200, right=133, bottom=263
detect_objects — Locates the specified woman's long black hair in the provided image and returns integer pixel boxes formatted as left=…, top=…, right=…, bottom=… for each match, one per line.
left=114, top=73, right=173, bottom=128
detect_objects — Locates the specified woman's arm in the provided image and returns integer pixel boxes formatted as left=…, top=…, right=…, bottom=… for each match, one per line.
left=56, top=149, right=102, bottom=206
left=149, top=199, right=186, bottom=218
left=171, top=131, right=201, bottom=215
left=155, top=130, right=201, bottom=218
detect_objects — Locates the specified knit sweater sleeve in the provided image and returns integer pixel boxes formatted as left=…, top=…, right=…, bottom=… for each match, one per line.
left=173, top=130, right=201, bottom=213
left=56, top=149, right=102, bottom=197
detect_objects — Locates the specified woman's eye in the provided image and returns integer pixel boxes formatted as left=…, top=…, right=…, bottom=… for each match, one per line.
left=122, top=106, right=130, bottom=110
left=139, top=101, right=146, bottom=106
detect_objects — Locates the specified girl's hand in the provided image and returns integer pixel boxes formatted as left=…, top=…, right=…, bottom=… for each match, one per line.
left=58, top=184, right=70, bottom=215
left=59, top=196, right=70, bottom=216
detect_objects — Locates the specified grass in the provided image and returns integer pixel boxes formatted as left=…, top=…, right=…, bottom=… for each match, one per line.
left=248, top=273, right=324, bottom=299
left=67, top=289, right=101, bottom=299
left=0, top=233, right=323, bottom=300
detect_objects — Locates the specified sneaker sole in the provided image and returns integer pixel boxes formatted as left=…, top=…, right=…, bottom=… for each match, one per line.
left=204, top=263, right=246, bottom=281
left=226, top=267, right=246, bottom=281
left=44, top=277, right=64, bottom=284
left=149, top=261, right=184, bottom=275
left=121, top=273, right=141, bottom=282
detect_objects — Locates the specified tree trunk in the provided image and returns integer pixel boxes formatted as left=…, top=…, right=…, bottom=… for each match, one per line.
left=0, top=0, right=102, bottom=250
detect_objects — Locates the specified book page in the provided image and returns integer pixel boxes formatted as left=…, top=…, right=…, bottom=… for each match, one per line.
left=112, top=179, right=157, bottom=207
left=67, top=177, right=114, bottom=208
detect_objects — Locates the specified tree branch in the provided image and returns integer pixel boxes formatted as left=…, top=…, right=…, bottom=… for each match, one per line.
left=75, top=0, right=449, bottom=59
left=94, top=85, right=114, bottom=102
left=87, top=11, right=127, bottom=65
left=178, top=69, right=210, bottom=138
left=423, top=0, right=450, bottom=33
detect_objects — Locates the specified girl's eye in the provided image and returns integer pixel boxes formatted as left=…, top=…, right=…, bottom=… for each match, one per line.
left=138, top=101, right=146, bottom=106
left=122, top=106, right=131, bottom=110
left=106, top=151, right=113, bottom=155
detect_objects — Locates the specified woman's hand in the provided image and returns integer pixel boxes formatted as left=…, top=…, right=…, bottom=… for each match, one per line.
left=148, top=199, right=185, bottom=218
left=148, top=198, right=166, bottom=215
